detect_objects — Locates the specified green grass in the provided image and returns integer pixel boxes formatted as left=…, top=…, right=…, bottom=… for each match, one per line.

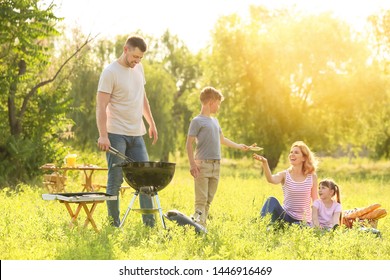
left=0, top=156, right=389, bottom=260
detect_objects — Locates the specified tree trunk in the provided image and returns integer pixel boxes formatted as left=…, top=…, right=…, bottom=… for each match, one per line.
left=8, top=78, right=21, bottom=136
left=6, top=36, right=96, bottom=138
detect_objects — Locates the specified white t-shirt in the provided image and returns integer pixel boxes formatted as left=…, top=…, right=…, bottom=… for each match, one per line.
left=98, top=61, right=146, bottom=136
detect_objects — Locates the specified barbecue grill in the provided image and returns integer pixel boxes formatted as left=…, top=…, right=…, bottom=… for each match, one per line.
left=108, top=147, right=175, bottom=228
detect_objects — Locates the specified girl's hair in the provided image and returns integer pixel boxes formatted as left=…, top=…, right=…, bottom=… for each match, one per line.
left=319, top=178, right=341, bottom=224
left=291, top=141, right=318, bottom=175
left=319, top=179, right=341, bottom=204
left=200, top=86, right=224, bottom=104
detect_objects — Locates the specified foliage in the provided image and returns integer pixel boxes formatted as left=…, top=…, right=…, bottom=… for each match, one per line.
left=203, top=6, right=389, bottom=169
left=0, top=0, right=95, bottom=186
left=0, top=0, right=61, bottom=136
left=158, top=31, right=203, bottom=156
left=0, top=157, right=389, bottom=260
left=1, top=2, right=390, bottom=187
left=65, top=32, right=110, bottom=150
left=0, top=0, right=68, bottom=184
left=366, top=10, right=390, bottom=159
left=142, top=60, right=176, bottom=161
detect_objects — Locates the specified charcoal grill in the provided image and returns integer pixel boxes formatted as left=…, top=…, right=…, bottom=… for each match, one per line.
left=108, top=147, right=175, bottom=228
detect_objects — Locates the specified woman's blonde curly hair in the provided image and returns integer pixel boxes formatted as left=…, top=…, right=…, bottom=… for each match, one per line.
left=291, top=141, right=318, bottom=175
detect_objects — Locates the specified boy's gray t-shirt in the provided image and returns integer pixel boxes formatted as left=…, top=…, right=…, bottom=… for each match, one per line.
left=188, top=115, right=222, bottom=160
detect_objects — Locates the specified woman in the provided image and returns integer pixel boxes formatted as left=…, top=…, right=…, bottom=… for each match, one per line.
left=253, top=141, right=318, bottom=224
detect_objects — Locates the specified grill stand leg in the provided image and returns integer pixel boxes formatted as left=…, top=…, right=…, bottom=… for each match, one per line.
left=119, top=191, right=166, bottom=229
left=119, top=192, right=138, bottom=228
left=154, top=193, right=166, bottom=229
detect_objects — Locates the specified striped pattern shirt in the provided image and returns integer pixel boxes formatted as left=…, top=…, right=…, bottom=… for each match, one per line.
left=282, top=170, right=313, bottom=222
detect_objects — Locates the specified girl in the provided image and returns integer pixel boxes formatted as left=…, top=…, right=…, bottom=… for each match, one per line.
left=312, top=179, right=342, bottom=229
left=253, top=141, right=318, bottom=224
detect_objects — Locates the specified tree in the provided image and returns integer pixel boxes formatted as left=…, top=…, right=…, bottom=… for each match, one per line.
left=204, top=5, right=387, bottom=169
left=158, top=31, right=202, bottom=156
left=66, top=33, right=112, bottom=151
left=1, top=0, right=60, bottom=136
left=143, top=61, right=176, bottom=161
left=366, top=10, right=390, bottom=159
left=0, top=0, right=94, bottom=185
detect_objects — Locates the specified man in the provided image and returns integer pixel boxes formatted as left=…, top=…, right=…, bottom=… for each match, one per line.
left=96, top=35, right=158, bottom=227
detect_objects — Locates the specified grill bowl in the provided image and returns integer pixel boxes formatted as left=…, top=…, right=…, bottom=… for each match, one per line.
left=116, top=161, right=175, bottom=192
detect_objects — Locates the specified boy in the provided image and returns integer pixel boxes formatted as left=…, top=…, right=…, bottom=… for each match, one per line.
left=186, top=86, right=249, bottom=228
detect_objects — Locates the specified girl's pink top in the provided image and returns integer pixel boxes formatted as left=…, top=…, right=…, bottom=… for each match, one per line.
left=312, top=199, right=342, bottom=228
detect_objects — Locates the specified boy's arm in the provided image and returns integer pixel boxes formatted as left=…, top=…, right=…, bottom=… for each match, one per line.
left=220, top=132, right=249, bottom=150
left=186, top=135, right=200, bottom=178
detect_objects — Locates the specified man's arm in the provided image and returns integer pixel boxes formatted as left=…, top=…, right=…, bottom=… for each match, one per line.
left=143, top=91, right=158, bottom=144
left=96, top=91, right=111, bottom=151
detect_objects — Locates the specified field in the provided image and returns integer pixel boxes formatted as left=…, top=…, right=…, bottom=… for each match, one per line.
left=0, top=155, right=389, bottom=260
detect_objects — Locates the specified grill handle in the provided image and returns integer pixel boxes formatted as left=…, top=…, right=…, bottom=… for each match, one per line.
left=107, top=146, right=134, bottom=163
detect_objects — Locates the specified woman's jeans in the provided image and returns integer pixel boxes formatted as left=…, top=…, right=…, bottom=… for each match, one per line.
left=106, top=133, right=155, bottom=227
left=260, top=196, right=299, bottom=224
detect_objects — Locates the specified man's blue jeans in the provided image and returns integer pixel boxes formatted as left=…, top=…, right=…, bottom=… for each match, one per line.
left=260, top=196, right=299, bottom=224
left=106, top=133, right=155, bottom=227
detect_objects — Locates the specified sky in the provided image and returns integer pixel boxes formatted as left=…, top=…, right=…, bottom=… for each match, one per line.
left=51, top=0, right=390, bottom=52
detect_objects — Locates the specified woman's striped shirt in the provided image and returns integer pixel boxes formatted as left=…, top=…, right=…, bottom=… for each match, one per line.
left=282, top=170, right=313, bottom=222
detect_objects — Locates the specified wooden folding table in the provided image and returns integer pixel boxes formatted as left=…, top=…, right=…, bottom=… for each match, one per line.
left=40, top=164, right=108, bottom=192
left=42, top=192, right=117, bottom=232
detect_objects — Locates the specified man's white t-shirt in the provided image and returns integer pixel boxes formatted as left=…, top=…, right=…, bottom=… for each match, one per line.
left=98, top=61, right=146, bottom=136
